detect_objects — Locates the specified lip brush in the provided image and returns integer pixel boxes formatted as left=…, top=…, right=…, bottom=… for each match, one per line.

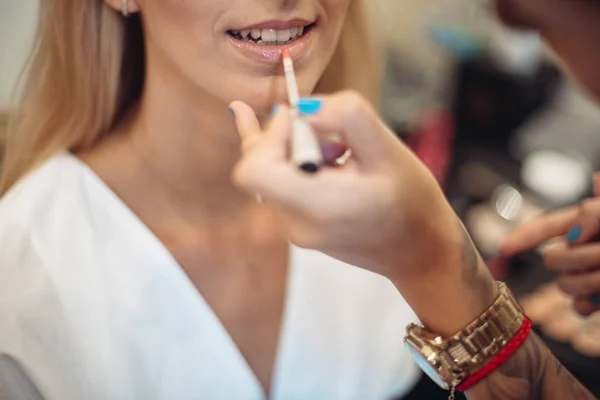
left=282, top=48, right=323, bottom=174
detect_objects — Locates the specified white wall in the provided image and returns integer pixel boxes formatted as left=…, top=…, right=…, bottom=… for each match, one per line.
left=373, top=0, right=448, bottom=66
left=0, top=0, right=39, bottom=109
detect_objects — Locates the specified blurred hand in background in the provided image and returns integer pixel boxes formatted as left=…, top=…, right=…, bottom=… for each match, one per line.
left=502, top=173, right=600, bottom=316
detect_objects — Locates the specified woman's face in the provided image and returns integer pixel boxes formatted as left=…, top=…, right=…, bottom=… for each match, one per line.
left=129, top=0, right=352, bottom=115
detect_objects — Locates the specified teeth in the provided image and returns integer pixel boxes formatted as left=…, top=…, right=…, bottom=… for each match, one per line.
left=276, top=29, right=292, bottom=43
left=232, top=26, right=309, bottom=45
left=261, top=29, right=277, bottom=42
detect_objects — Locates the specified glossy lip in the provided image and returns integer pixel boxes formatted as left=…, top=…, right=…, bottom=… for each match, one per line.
left=227, top=24, right=315, bottom=64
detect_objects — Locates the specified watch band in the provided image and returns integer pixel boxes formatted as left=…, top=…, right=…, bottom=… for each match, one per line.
left=442, top=282, right=525, bottom=376
left=404, top=281, right=528, bottom=394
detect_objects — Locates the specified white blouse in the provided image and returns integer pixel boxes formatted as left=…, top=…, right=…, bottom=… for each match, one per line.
left=0, top=153, right=421, bottom=400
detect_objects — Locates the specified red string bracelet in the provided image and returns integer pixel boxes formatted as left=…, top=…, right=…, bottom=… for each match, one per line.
left=456, top=316, right=533, bottom=392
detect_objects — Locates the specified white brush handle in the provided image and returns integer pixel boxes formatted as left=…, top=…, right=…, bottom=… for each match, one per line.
left=283, top=58, right=300, bottom=107
left=291, top=117, right=323, bottom=172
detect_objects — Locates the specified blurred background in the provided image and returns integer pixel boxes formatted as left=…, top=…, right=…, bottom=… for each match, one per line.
left=372, top=1, right=600, bottom=398
left=1, top=0, right=600, bottom=399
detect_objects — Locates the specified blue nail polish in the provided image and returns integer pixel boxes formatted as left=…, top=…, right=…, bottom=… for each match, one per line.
left=228, top=108, right=235, bottom=117
left=592, top=295, right=600, bottom=306
left=567, top=225, right=581, bottom=244
left=271, top=105, right=279, bottom=116
left=298, top=98, right=323, bottom=115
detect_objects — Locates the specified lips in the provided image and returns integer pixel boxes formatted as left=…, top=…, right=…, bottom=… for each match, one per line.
left=228, top=26, right=311, bottom=46
left=226, top=19, right=316, bottom=63
left=227, top=20, right=315, bottom=46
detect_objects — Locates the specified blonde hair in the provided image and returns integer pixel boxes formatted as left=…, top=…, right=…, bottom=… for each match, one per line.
left=0, top=0, right=379, bottom=195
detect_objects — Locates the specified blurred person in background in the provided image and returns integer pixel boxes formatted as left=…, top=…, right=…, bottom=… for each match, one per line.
left=499, top=0, right=600, bottom=318
left=0, top=2, right=597, bottom=400
left=502, top=173, right=600, bottom=317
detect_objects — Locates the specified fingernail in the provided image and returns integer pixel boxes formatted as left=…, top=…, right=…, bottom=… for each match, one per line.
left=592, top=295, right=600, bottom=306
left=298, top=98, right=323, bottom=115
left=271, top=104, right=279, bottom=116
left=567, top=225, right=581, bottom=244
left=228, top=108, right=235, bottom=117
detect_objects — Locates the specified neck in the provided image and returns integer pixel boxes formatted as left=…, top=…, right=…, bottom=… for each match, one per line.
left=95, top=59, right=261, bottom=223
left=153, top=59, right=256, bottom=198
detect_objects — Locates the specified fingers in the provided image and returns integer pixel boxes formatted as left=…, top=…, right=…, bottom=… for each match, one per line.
left=573, top=296, right=600, bottom=317
left=544, top=242, right=600, bottom=272
left=567, top=198, right=600, bottom=245
left=230, top=102, right=324, bottom=209
left=230, top=101, right=262, bottom=148
left=500, top=208, right=578, bottom=257
left=232, top=101, right=349, bottom=165
left=544, top=241, right=600, bottom=316
left=557, top=268, right=600, bottom=297
left=231, top=101, right=293, bottom=199
left=531, top=174, right=600, bottom=316
left=500, top=189, right=600, bottom=258
left=305, top=91, right=396, bottom=168
left=320, top=139, right=348, bottom=166
left=230, top=101, right=290, bottom=161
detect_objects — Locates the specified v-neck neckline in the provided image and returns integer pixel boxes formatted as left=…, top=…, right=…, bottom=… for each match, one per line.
left=69, top=152, right=297, bottom=400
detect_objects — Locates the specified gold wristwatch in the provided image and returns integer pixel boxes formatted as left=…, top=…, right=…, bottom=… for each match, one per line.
left=404, top=282, right=525, bottom=392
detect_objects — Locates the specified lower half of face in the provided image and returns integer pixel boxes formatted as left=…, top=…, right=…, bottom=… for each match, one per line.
left=141, top=0, right=352, bottom=116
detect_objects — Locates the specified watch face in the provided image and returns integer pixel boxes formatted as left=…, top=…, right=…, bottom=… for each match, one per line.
left=405, top=342, right=450, bottom=390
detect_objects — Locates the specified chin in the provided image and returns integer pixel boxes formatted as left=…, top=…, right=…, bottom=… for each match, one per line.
left=225, top=74, right=319, bottom=117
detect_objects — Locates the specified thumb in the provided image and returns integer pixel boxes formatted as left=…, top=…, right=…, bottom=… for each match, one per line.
left=229, top=101, right=261, bottom=149
left=230, top=101, right=292, bottom=160
left=231, top=103, right=295, bottom=198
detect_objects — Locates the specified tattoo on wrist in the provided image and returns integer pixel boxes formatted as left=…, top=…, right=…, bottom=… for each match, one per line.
left=466, top=333, right=596, bottom=399
left=459, top=222, right=480, bottom=275
left=457, top=221, right=595, bottom=399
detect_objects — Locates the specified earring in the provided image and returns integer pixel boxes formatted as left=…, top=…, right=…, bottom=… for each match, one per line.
left=122, top=0, right=129, bottom=17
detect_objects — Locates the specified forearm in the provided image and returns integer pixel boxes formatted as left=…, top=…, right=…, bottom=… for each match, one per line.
left=390, top=213, right=498, bottom=336
left=466, top=333, right=596, bottom=399
left=390, top=212, right=596, bottom=399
